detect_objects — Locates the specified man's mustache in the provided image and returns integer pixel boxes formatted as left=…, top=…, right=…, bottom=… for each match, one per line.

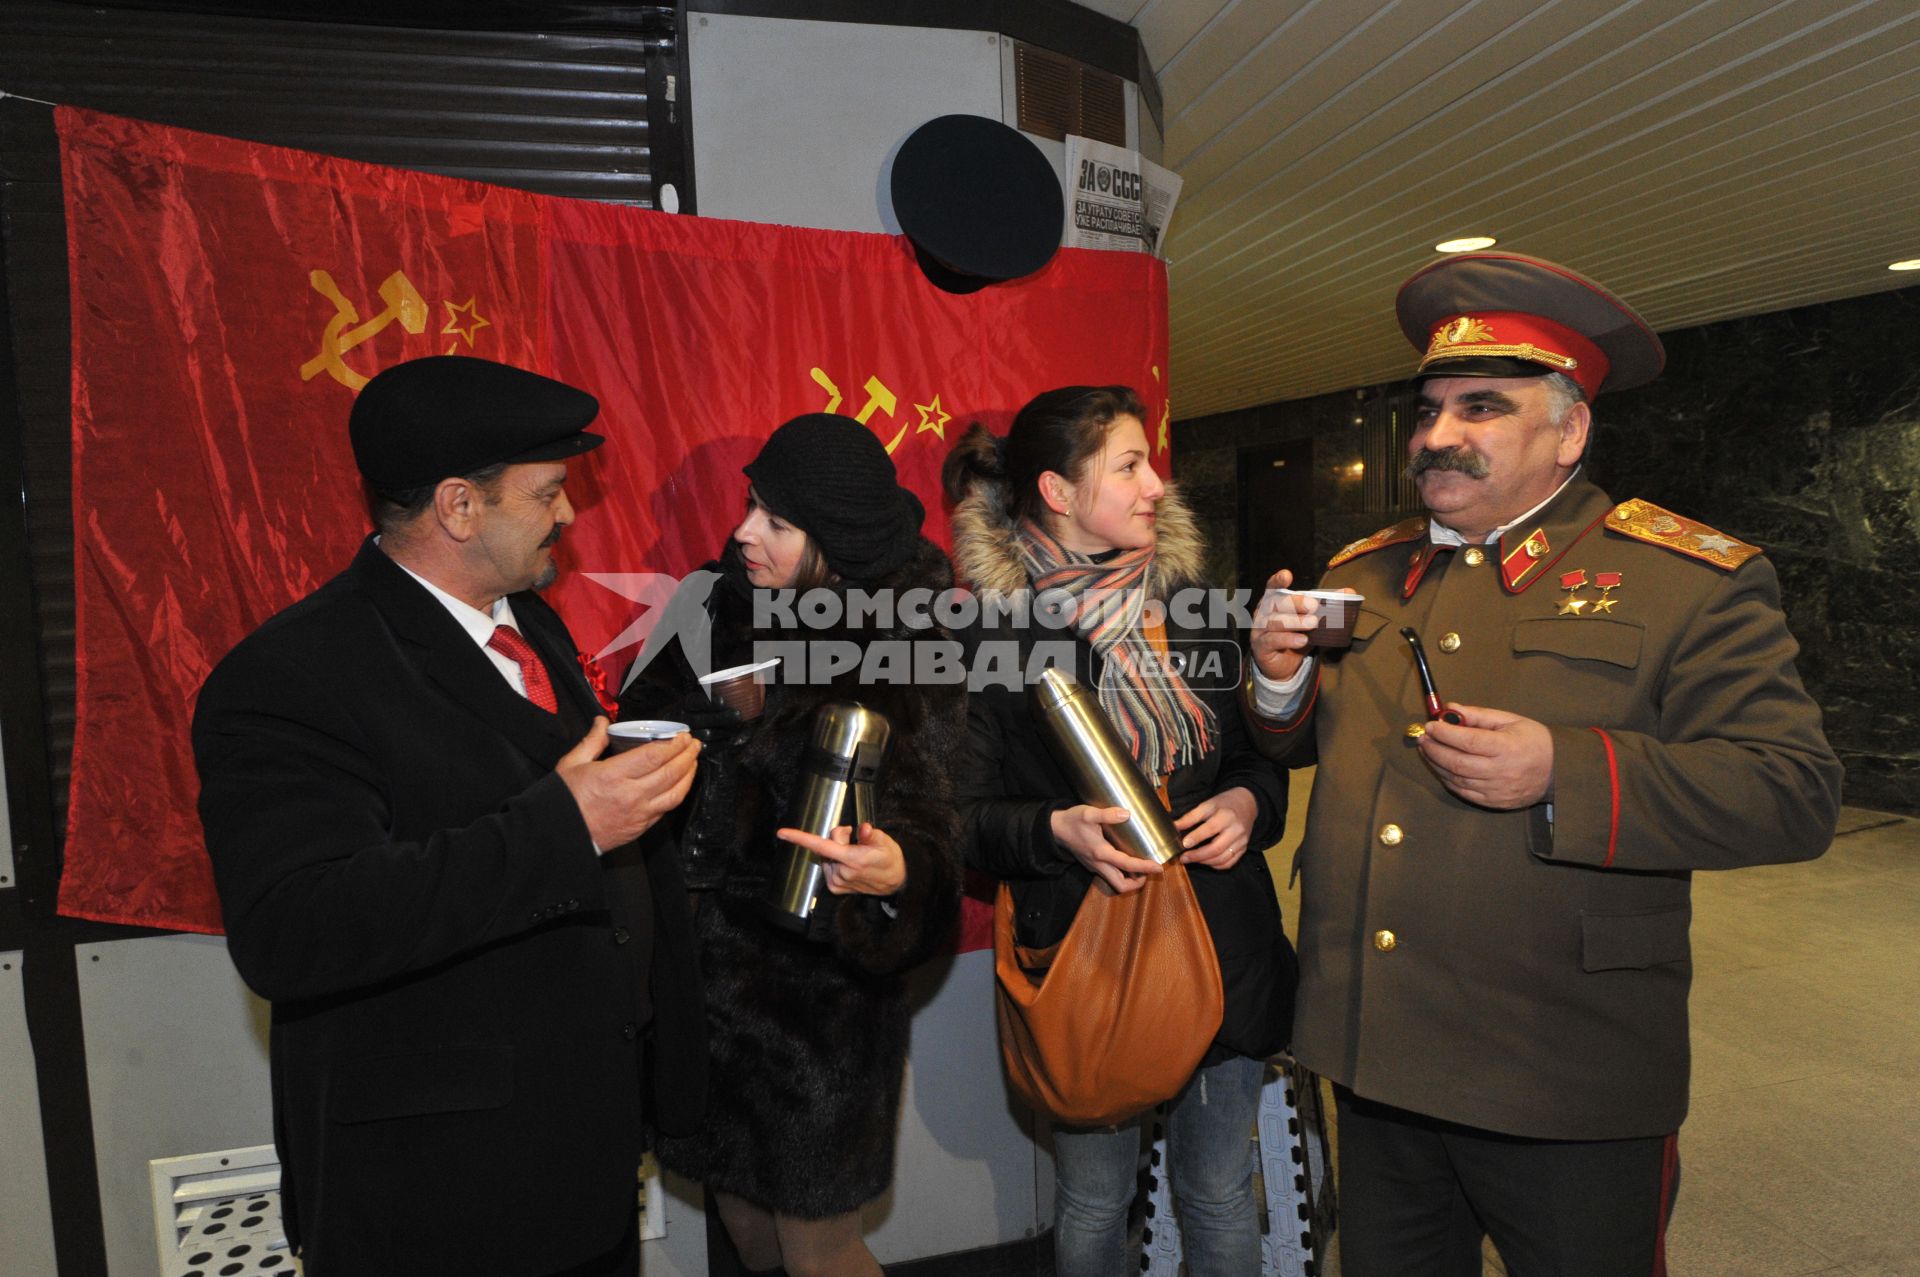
left=540, top=525, right=564, bottom=548
left=1406, top=448, right=1491, bottom=481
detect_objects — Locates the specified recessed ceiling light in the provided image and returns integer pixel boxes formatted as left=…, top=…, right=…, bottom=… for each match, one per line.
left=1889, top=259, right=1920, bottom=271
left=1436, top=236, right=1498, bottom=253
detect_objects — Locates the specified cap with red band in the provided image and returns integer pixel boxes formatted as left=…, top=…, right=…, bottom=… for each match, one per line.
left=1396, top=252, right=1665, bottom=398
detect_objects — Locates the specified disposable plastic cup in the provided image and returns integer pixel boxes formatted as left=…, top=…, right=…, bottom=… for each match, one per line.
left=698, top=658, right=780, bottom=720
left=1269, top=589, right=1366, bottom=649
left=607, top=720, right=689, bottom=752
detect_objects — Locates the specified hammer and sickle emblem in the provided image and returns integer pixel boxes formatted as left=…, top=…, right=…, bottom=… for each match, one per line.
left=811, top=369, right=908, bottom=452
left=301, top=270, right=429, bottom=391
left=852, top=376, right=899, bottom=432
left=810, top=367, right=843, bottom=414
left=1150, top=364, right=1171, bottom=454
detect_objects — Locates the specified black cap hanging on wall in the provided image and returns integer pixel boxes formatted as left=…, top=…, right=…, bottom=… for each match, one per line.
left=890, top=114, right=1066, bottom=295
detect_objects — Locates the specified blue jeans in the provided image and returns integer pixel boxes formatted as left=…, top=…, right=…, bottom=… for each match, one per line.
left=1051, top=1053, right=1266, bottom=1277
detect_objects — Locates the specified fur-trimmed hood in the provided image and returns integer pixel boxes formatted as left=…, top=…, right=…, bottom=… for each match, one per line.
left=949, top=475, right=1207, bottom=597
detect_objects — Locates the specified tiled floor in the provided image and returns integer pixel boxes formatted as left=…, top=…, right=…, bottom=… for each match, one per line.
left=1271, top=775, right=1920, bottom=1277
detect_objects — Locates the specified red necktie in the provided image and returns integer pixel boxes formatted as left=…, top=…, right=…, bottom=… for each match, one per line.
left=487, top=624, right=558, bottom=713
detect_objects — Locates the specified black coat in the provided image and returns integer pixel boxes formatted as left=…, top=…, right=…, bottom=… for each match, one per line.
left=950, top=486, right=1297, bottom=1063
left=193, top=538, right=704, bottom=1277
left=618, top=539, right=965, bottom=1216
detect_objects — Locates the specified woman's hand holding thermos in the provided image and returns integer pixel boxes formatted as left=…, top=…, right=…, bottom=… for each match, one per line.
left=1049, top=805, right=1163, bottom=895
left=775, top=821, right=907, bottom=896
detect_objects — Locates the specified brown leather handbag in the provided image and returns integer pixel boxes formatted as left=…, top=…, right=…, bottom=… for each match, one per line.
left=993, top=789, right=1225, bottom=1127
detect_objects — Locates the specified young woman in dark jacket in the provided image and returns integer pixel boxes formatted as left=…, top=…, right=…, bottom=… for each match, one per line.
left=619, top=413, right=964, bottom=1277
left=944, top=386, right=1297, bottom=1277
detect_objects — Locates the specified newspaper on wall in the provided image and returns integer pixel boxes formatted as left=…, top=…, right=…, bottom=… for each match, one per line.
left=1062, top=134, right=1183, bottom=257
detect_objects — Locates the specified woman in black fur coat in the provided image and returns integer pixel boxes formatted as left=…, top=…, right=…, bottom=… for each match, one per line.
left=618, top=413, right=964, bottom=1277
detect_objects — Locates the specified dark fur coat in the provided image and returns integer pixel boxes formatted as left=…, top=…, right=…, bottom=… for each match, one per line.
left=619, top=539, right=966, bottom=1216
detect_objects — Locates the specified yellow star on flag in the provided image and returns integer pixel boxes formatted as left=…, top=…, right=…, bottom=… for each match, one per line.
left=914, top=394, right=951, bottom=440
left=441, top=298, right=491, bottom=348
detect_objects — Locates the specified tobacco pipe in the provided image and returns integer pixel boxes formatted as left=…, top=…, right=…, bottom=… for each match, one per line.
left=1401, top=627, right=1463, bottom=725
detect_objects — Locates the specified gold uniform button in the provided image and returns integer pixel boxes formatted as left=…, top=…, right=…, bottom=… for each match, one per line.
left=1437, top=632, right=1461, bottom=654
left=1463, top=547, right=1486, bottom=567
left=1374, top=929, right=1398, bottom=952
left=1378, top=823, right=1404, bottom=846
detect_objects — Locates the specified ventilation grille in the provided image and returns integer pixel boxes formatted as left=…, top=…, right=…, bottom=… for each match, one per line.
left=1015, top=43, right=1127, bottom=146
left=148, top=1145, right=290, bottom=1277
left=148, top=1143, right=670, bottom=1268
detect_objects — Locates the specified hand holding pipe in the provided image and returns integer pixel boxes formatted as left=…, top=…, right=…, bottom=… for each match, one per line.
left=1400, top=627, right=1463, bottom=725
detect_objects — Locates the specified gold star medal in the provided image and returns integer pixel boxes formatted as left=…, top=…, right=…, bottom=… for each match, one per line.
left=1592, top=571, right=1622, bottom=613
left=1557, top=567, right=1588, bottom=615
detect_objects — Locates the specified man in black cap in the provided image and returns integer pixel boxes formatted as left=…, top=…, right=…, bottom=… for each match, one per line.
left=1243, top=256, right=1841, bottom=1275
left=193, top=354, right=707, bottom=1277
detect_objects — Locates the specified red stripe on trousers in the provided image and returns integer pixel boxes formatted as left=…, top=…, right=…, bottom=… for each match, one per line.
left=1652, top=1132, right=1679, bottom=1277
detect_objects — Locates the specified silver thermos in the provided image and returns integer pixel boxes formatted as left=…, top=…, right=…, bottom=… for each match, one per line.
left=1030, top=667, right=1185, bottom=864
left=765, top=701, right=892, bottom=931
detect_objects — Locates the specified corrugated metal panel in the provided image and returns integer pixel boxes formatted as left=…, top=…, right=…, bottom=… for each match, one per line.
left=0, top=0, right=668, bottom=877
left=2, top=4, right=658, bottom=200
left=1073, top=0, right=1920, bottom=417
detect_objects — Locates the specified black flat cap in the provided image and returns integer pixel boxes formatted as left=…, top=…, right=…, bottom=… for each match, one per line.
left=350, top=355, right=603, bottom=491
left=891, top=114, right=1065, bottom=295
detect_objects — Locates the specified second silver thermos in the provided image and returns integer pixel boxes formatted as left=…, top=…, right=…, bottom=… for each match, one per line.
left=1030, top=666, right=1185, bottom=864
left=765, top=701, right=892, bottom=931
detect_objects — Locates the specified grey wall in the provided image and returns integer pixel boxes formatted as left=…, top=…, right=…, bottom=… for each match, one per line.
left=1173, top=284, right=1920, bottom=816
left=75, top=936, right=274, bottom=1277
left=866, top=950, right=1051, bottom=1264
left=1, top=945, right=59, bottom=1277
left=688, top=9, right=1148, bottom=234
left=689, top=14, right=1004, bottom=233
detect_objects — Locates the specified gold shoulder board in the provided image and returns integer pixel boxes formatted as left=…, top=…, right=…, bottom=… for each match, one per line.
left=1328, top=517, right=1427, bottom=570
left=1605, top=500, right=1762, bottom=571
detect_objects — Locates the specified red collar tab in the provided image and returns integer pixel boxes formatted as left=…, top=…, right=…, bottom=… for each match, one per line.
left=1499, top=509, right=1615, bottom=593
left=1500, top=527, right=1553, bottom=592
left=1421, top=310, right=1609, bottom=400
left=1403, top=540, right=1450, bottom=599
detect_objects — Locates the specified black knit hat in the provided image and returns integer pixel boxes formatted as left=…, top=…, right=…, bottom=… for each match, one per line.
left=743, top=414, right=926, bottom=582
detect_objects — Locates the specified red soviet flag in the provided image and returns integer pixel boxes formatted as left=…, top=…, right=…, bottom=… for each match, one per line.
left=538, top=195, right=1173, bottom=665
left=56, top=106, right=1171, bottom=938
left=58, top=107, right=550, bottom=930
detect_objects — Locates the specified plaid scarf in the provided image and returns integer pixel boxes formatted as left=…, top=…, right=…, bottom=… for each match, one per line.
left=1016, top=519, right=1215, bottom=777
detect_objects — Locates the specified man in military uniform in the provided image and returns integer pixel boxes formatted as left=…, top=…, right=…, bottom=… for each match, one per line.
left=1245, top=253, right=1842, bottom=1276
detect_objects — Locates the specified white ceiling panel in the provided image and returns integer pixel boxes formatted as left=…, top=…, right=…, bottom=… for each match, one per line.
left=1093, top=0, right=1920, bottom=416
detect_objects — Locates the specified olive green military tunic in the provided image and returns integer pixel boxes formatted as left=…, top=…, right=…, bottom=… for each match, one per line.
left=1250, top=476, right=1842, bottom=1140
